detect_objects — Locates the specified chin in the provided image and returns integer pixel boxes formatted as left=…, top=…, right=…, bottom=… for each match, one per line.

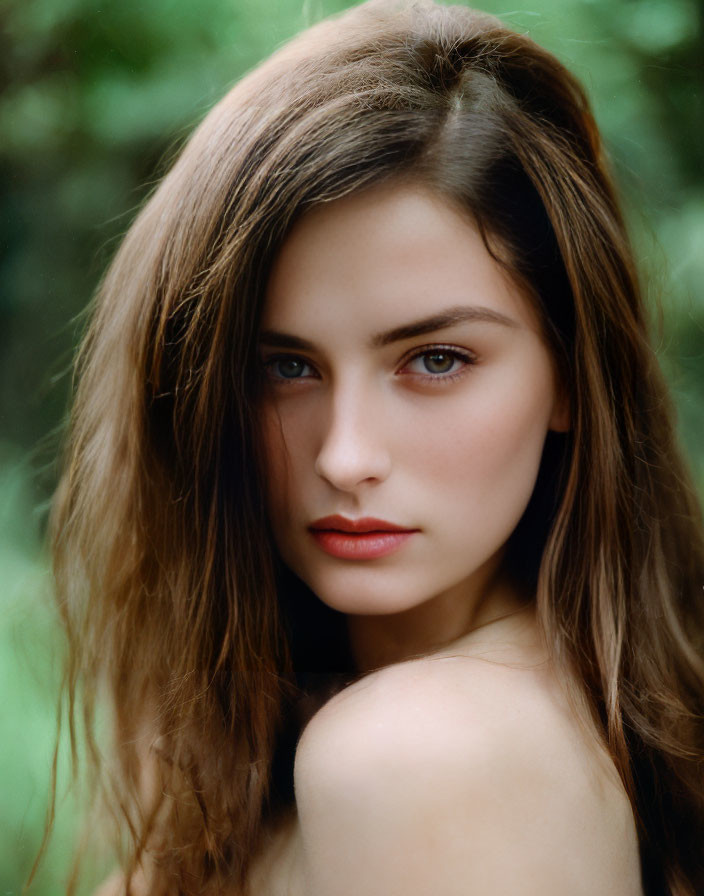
left=299, top=569, right=445, bottom=617
left=318, top=593, right=420, bottom=617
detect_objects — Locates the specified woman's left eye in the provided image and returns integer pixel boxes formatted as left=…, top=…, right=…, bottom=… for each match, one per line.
left=401, top=347, right=475, bottom=380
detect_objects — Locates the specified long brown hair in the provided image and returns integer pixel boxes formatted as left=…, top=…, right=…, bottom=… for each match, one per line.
left=50, top=1, right=704, bottom=893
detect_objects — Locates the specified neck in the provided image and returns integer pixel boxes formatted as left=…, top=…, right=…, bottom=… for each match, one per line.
left=345, top=564, right=533, bottom=673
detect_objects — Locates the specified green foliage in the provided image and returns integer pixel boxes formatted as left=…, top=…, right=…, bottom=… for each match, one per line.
left=0, top=450, right=98, bottom=893
left=1, top=0, right=702, bottom=891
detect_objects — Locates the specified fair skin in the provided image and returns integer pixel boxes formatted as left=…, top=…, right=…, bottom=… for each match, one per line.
left=251, top=181, right=643, bottom=895
left=259, top=182, right=569, bottom=671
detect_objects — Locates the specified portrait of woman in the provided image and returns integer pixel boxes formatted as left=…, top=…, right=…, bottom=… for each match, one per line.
left=43, top=0, right=703, bottom=894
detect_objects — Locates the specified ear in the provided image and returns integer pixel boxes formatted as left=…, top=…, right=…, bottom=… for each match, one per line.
left=549, top=384, right=570, bottom=433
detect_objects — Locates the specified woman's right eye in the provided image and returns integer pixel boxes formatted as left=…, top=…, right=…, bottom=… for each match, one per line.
left=263, top=355, right=316, bottom=381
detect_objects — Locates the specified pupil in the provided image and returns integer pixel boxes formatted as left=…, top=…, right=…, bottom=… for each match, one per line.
left=280, top=359, right=304, bottom=377
left=424, top=353, right=453, bottom=374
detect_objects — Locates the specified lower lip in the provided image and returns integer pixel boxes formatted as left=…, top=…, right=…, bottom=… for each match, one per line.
left=309, top=530, right=416, bottom=559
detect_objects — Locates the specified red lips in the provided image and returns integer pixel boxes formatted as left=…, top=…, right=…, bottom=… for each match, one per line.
left=308, top=516, right=419, bottom=560
left=309, top=515, right=416, bottom=533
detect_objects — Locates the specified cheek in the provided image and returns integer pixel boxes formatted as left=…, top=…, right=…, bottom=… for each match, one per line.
left=258, top=399, right=323, bottom=556
left=400, top=367, right=554, bottom=523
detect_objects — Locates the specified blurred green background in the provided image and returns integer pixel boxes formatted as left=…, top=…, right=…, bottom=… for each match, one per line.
left=1, top=0, right=702, bottom=891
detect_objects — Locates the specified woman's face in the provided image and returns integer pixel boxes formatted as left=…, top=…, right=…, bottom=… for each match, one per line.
left=258, top=182, right=568, bottom=619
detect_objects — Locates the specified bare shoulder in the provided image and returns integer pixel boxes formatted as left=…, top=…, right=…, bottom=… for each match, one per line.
left=297, top=655, right=615, bottom=793
left=294, top=656, right=643, bottom=896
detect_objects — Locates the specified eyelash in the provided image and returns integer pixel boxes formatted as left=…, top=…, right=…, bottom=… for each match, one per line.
left=261, top=344, right=477, bottom=387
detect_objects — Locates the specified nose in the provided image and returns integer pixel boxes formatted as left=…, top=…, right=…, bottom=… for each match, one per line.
left=314, top=382, right=391, bottom=492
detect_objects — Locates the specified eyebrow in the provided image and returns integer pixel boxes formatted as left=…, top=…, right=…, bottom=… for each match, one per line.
left=258, top=304, right=518, bottom=351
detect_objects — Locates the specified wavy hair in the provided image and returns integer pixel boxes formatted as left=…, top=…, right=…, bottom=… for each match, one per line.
left=50, top=1, right=704, bottom=893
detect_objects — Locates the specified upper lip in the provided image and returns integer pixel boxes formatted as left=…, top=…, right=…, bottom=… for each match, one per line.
left=309, top=515, right=417, bottom=533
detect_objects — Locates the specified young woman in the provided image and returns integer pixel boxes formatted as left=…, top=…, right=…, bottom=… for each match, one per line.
left=50, top=1, right=704, bottom=894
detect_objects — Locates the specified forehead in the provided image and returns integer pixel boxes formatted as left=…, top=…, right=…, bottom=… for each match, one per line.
left=262, top=182, right=541, bottom=336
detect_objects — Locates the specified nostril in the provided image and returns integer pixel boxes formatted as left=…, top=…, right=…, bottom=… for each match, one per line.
left=313, top=391, right=392, bottom=491
left=314, top=434, right=391, bottom=491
